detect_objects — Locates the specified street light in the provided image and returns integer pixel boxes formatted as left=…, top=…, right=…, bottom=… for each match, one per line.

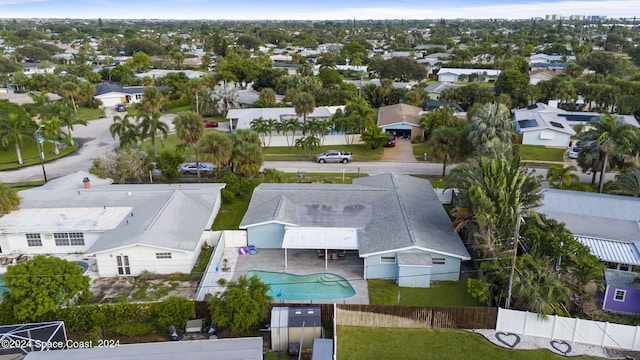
left=35, top=125, right=47, bottom=183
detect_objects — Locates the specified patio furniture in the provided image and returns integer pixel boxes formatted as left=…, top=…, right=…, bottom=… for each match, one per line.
left=168, top=325, right=184, bottom=341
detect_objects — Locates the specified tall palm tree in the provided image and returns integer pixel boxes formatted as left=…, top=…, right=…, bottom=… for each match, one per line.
left=609, top=167, right=640, bottom=197
left=250, top=118, right=268, bottom=147
left=136, top=111, right=169, bottom=158
left=198, top=131, right=233, bottom=170
left=468, top=103, right=515, bottom=153
left=426, top=127, right=464, bottom=176
left=59, top=82, right=79, bottom=113
left=344, top=97, right=375, bottom=129
left=0, top=100, right=35, bottom=164
left=282, top=118, right=300, bottom=149
left=135, top=87, right=167, bottom=115
left=109, top=113, right=138, bottom=149
left=187, top=78, right=205, bottom=115
left=54, top=102, right=87, bottom=146
left=213, top=82, right=240, bottom=117
left=231, top=142, right=264, bottom=179
left=40, top=117, right=66, bottom=155
left=174, top=111, right=205, bottom=178
left=511, top=255, right=570, bottom=317
left=546, top=165, right=580, bottom=189
left=0, top=182, right=20, bottom=215
left=292, top=91, right=315, bottom=134
left=580, top=114, right=637, bottom=193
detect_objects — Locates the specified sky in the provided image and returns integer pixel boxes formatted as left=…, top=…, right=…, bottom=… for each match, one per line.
left=0, top=0, right=639, bottom=21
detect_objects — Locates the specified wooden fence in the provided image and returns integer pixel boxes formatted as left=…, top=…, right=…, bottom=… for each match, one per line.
left=336, top=305, right=497, bottom=329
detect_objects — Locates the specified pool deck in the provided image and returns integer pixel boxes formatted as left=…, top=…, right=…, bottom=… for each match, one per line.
left=232, top=249, right=369, bottom=304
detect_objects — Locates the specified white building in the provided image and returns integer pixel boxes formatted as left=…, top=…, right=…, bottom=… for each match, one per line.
left=0, top=172, right=225, bottom=277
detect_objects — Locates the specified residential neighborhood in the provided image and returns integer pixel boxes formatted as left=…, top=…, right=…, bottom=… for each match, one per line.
left=0, top=8, right=639, bottom=360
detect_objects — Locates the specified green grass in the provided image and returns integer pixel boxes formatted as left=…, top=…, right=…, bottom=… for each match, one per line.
left=337, top=327, right=601, bottom=360
left=263, top=144, right=383, bottom=161
left=368, top=280, right=482, bottom=306
left=412, top=142, right=429, bottom=160
left=213, top=199, right=251, bottom=230
left=516, top=144, right=566, bottom=162
left=76, top=107, right=104, bottom=121
left=163, top=105, right=192, bottom=114
left=0, top=139, right=79, bottom=171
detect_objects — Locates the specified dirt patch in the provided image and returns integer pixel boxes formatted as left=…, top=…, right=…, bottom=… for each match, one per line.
left=88, top=274, right=198, bottom=304
left=381, top=138, right=417, bottom=162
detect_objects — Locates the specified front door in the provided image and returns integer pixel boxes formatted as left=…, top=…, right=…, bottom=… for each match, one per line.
left=116, top=255, right=130, bottom=275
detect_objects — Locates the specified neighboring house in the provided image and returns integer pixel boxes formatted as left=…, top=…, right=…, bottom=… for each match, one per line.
left=602, top=269, right=640, bottom=315
left=239, top=174, right=470, bottom=288
left=0, top=92, right=61, bottom=106
left=529, top=53, right=576, bottom=64
left=226, top=106, right=343, bottom=131
left=134, top=69, right=206, bottom=79
left=0, top=171, right=225, bottom=277
left=519, top=102, right=640, bottom=130
left=537, top=188, right=640, bottom=272
left=421, top=101, right=464, bottom=113
left=436, top=68, right=501, bottom=83
left=513, top=103, right=576, bottom=147
left=272, top=62, right=301, bottom=75
left=343, top=79, right=413, bottom=90
left=529, top=70, right=558, bottom=85
left=21, top=62, right=55, bottom=76
left=424, top=82, right=460, bottom=100
left=377, top=103, right=424, bottom=139
left=94, top=84, right=170, bottom=108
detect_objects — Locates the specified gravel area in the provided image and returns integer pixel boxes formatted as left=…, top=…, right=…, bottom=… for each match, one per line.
left=471, top=329, right=615, bottom=358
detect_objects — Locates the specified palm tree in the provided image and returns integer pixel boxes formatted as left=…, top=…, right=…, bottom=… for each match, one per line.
left=135, top=87, right=167, bottom=115
left=54, top=102, right=87, bottom=146
left=344, top=97, right=375, bottom=129
left=174, top=111, right=205, bottom=177
left=511, top=255, right=570, bottom=317
left=0, top=101, right=35, bottom=164
left=359, top=125, right=388, bottom=150
left=467, top=103, right=514, bottom=155
left=282, top=118, right=300, bottom=149
left=213, top=82, right=240, bottom=117
left=609, top=167, right=640, bottom=197
left=580, top=114, right=637, bottom=193
left=59, top=82, right=79, bottom=113
left=426, top=127, right=464, bottom=176
left=250, top=118, right=268, bottom=147
left=292, top=91, right=315, bottom=134
left=546, top=165, right=580, bottom=189
left=420, top=106, right=459, bottom=140
left=198, top=131, right=233, bottom=169
left=187, top=78, right=205, bottom=115
left=40, top=117, right=66, bottom=155
left=109, top=113, right=138, bottom=149
left=136, top=111, right=169, bottom=157
left=0, top=182, right=20, bottom=215
left=231, top=142, right=263, bottom=179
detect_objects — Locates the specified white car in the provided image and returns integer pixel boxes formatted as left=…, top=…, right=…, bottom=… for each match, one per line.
left=568, top=147, right=580, bottom=159
left=178, top=162, right=215, bottom=174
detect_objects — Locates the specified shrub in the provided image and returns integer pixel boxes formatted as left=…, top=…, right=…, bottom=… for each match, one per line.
left=221, top=189, right=236, bottom=204
left=165, top=97, right=192, bottom=110
left=155, top=296, right=195, bottom=330
left=111, top=322, right=156, bottom=336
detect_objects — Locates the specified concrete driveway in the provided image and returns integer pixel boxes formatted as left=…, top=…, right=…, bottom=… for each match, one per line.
left=380, top=137, right=417, bottom=162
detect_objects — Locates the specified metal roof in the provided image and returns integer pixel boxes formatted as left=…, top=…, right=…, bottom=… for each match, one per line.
left=576, top=237, right=640, bottom=266
left=23, top=338, right=263, bottom=360
left=539, top=189, right=640, bottom=222
left=240, top=174, right=470, bottom=260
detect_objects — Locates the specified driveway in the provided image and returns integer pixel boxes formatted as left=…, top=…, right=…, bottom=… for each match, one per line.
left=380, top=137, right=417, bottom=162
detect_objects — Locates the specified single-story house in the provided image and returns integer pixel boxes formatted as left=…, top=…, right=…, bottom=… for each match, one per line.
left=94, top=84, right=170, bottom=108
left=421, top=101, right=464, bottom=113
left=519, top=102, right=640, bottom=130
left=602, top=269, right=640, bottom=315
left=537, top=188, right=640, bottom=272
left=343, top=79, right=413, bottom=90
left=23, top=337, right=263, bottom=360
left=225, top=106, right=344, bottom=131
left=529, top=70, right=558, bottom=85
left=21, top=62, right=56, bottom=76
left=529, top=53, right=576, bottom=64
left=512, top=103, right=576, bottom=147
left=239, top=173, right=471, bottom=288
left=436, top=68, right=501, bottom=83
left=424, top=82, right=460, bottom=100
left=0, top=171, right=225, bottom=277
left=134, top=69, right=206, bottom=79
left=377, top=103, right=424, bottom=139
left=0, top=92, right=61, bottom=106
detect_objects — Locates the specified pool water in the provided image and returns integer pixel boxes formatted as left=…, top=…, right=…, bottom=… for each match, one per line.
left=0, top=274, right=5, bottom=302
left=247, top=270, right=355, bottom=301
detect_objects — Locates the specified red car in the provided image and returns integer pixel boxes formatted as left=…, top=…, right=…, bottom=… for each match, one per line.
left=204, top=121, right=219, bottom=128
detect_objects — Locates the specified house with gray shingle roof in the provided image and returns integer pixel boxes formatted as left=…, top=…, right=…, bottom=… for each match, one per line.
left=239, top=173, right=470, bottom=288
left=94, top=84, right=170, bottom=108
left=0, top=171, right=225, bottom=277
left=376, top=103, right=424, bottom=140
left=513, top=102, right=576, bottom=147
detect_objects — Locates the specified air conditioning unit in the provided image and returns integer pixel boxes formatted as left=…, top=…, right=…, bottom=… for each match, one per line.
left=43, top=233, right=53, bottom=240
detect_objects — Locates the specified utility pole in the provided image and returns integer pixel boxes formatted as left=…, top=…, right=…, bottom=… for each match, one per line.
left=35, top=126, right=47, bottom=183
left=505, top=214, right=522, bottom=309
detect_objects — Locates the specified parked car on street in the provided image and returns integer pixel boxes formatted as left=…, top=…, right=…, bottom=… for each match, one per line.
left=178, top=162, right=215, bottom=174
left=315, top=150, right=353, bottom=163
left=204, top=121, right=218, bottom=128
left=568, top=147, right=580, bottom=159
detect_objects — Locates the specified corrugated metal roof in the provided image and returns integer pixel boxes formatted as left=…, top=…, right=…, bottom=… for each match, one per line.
left=577, top=236, right=640, bottom=266
left=539, top=189, right=640, bottom=222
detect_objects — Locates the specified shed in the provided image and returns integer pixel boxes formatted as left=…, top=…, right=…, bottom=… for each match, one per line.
left=270, top=306, right=322, bottom=351
left=397, top=253, right=433, bottom=288
left=602, top=269, right=640, bottom=315
left=311, top=338, right=334, bottom=360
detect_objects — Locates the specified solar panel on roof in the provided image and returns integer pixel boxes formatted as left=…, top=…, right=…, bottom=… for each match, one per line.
left=518, top=119, right=538, bottom=128
left=558, top=114, right=600, bottom=122
left=549, top=121, right=564, bottom=128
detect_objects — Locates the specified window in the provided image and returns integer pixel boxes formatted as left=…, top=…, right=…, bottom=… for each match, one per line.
left=380, top=256, right=396, bottom=264
left=54, top=232, right=85, bottom=246
left=156, top=252, right=172, bottom=259
left=135, top=94, right=142, bottom=100
left=26, top=233, right=42, bottom=247
left=614, top=290, right=626, bottom=302
left=432, top=258, right=446, bottom=265
left=117, top=255, right=130, bottom=275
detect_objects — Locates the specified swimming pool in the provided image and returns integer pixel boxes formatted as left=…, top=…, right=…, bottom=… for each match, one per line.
left=0, top=274, right=6, bottom=302
left=75, top=261, right=89, bottom=274
left=247, top=270, right=355, bottom=301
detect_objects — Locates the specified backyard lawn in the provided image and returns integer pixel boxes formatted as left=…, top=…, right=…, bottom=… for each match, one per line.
left=515, top=144, right=566, bottom=162
left=337, top=327, right=602, bottom=360
left=368, top=279, right=482, bottom=306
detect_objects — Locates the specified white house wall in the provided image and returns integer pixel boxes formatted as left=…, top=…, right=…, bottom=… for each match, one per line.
left=260, top=134, right=362, bottom=148
left=522, top=130, right=571, bottom=147
left=95, top=245, right=198, bottom=277
left=0, top=232, right=101, bottom=255
left=364, top=250, right=462, bottom=282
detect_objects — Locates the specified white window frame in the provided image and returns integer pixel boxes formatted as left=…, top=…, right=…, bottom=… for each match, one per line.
left=54, top=232, right=85, bottom=246
left=156, top=252, right=172, bottom=259
left=26, top=233, right=42, bottom=247
left=614, top=289, right=626, bottom=302
left=380, top=256, right=396, bottom=264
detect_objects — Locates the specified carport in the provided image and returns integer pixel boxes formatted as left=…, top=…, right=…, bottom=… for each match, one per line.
left=282, top=227, right=359, bottom=269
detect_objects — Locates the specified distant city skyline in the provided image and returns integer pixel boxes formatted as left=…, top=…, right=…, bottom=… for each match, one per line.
left=0, top=0, right=638, bottom=21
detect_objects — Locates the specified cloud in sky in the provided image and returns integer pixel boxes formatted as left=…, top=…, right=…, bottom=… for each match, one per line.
left=0, top=0, right=638, bottom=19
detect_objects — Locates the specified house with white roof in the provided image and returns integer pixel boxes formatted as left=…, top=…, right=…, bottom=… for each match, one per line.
left=239, top=174, right=470, bottom=288
left=226, top=106, right=344, bottom=132
left=437, top=68, right=501, bottom=83
left=529, top=53, right=576, bottom=64
left=513, top=103, right=576, bottom=147
left=134, top=69, right=206, bottom=80
left=0, top=171, right=225, bottom=277
left=94, top=84, right=170, bottom=108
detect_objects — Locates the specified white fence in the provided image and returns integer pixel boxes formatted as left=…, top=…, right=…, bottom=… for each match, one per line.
left=260, top=134, right=362, bottom=148
left=224, top=230, right=248, bottom=248
left=195, top=230, right=247, bottom=301
left=434, top=188, right=455, bottom=204
left=496, top=308, right=640, bottom=351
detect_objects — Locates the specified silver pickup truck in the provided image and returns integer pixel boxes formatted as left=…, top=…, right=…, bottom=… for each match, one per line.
left=315, top=150, right=353, bottom=163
